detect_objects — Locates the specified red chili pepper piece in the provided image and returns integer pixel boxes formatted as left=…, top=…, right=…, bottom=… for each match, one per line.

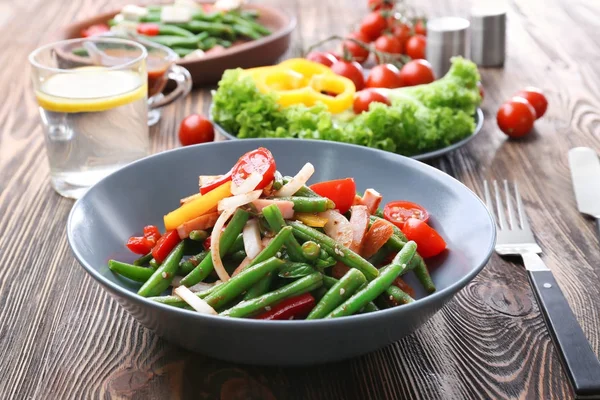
left=255, top=293, right=316, bottom=320
left=143, top=225, right=161, bottom=246
left=126, top=236, right=154, bottom=255
left=152, top=230, right=181, bottom=263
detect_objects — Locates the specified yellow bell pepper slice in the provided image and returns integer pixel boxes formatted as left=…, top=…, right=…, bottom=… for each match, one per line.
left=164, top=181, right=232, bottom=231
left=278, top=58, right=335, bottom=78
left=295, top=213, right=329, bottom=228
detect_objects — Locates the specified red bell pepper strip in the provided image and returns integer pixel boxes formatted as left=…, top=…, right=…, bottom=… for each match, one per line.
left=200, top=170, right=233, bottom=195
left=126, top=225, right=163, bottom=254
left=143, top=225, right=161, bottom=245
left=255, top=293, right=316, bottom=320
left=152, top=230, right=181, bottom=263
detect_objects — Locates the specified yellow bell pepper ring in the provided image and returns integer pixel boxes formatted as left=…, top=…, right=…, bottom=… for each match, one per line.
left=277, top=58, right=335, bottom=78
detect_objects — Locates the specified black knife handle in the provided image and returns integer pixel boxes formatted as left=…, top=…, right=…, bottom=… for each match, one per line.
left=528, top=270, right=600, bottom=399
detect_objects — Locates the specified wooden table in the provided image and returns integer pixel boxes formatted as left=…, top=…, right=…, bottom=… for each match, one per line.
left=2, top=0, right=600, bottom=398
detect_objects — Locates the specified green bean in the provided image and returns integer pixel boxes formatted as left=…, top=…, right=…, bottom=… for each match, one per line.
left=225, top=13, right=270, bottom=36
left=230, top=24, right=261, bottom=40
left=146, top=5, right=162, bottom=12
left=216, top=39, right=232, bottom=48
left=189, top=230, right=209, bottom=241
left=149, top=283, right=220, bottom=308
left=175, top=20, right=233, bottom=36
left=195, top=31, right=210, bottom=42
left=360, top=302, right=379, bottom=313
left=289, top=221, right=379, bottom=280
left=243, top=273, right=274, bottom=300
left=239, top=9, right=259, bottom=19
left=307, top=269, right=367, bottom=319
left=204, top=257, right=284, bottom=310
left=156, top=24, right=195, bottom=37
left=272, top=171, right=284, bottom=191
left=142, top=35, right=199, bottom=49
left=262, top=204, right=306, bottom=262
left=414, top=262, right=436, bottom=293
left=138, top=242, right=185, bottom=297
left=191, top=11, right=224, bottom=22
left=183, top=238, right=204, bottom=256
left=272, top=196, right=334, bottom=213
left=133, top=252, right=153, bottom=267
left=139, top=12, right=161, bottom=22
left=72, top=47, right=88, bottom=57
left=312, top=286, right=328, bottom=302
left=374, top=208, right=385, bottom=218
left=149, top=258, right=159, bottom=270
left=221, top=272, right=323, bottom=318
left=368, top=246, right=391, bottom=267
left=301, top=241, right=321, bottom=261
left=179, top=251, right=208, bottom=275
left=229, top=233, right=245, bottom=254
left=199, top=37, right=218, bottom=51
left=228, top=250, right=247, bottom=263
left=278, top=262, right=316, bottom=278
left=385, top=284, right=415, bottom=305
left=322, top=275, right=377, bottom=311
left=325, top=241, right=417, bottom=318
left=282, top=177, right=321, bottom=197
left=108, top=260, right=154, bottom=283
left=180, top=209, right=249, bottom=287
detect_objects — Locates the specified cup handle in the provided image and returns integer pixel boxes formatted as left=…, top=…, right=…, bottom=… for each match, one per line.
left=149, top=64, right=192, bottom=110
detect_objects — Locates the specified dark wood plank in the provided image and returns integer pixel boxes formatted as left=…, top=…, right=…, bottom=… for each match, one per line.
left=0, top=0, right=599, bottom=399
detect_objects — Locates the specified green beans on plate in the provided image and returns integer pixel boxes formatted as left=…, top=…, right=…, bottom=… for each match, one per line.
left=109, top=147, right=447, bottom=320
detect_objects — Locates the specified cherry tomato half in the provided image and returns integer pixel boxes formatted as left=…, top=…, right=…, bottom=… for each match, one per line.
left=331, top=60, right=365, bottom=90
left=309, top=178, right=356, bottom=214
left=366, top=64, right=403, bottom=89
left=136, top=23, right=160, bottom=36
left=515, top=87, right=548, bottom=119
left=178, top=114, right=215, bottom=146
left=405, top=34, right=426, bottom=60
left=401, top=218, right=446, bottom=258
left=399, top=59, right=435, bottom=87
left=81, top=23, right=110, bottom=38
left=353, top=89, right=391, bottom=114
left=384, top=201, right=429, bottom=229
left=231, top=147, right=277, bottom=190
left=496, top=97, right=536, bottom=138
left=306, top=51, right=337, bottom=67
left=343, top=32, right=371, bottom=64
left=360, top=12, right=388, bottom=41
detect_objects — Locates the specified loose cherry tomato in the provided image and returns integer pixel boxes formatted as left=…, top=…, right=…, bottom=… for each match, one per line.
left=366, top=64, right=403, bottom=89
left=496, top=97, right=536, bottom=138
left=405, top=34, right=426, bottom=60
left=353, top=89, right=391, bottom=114
left=477, top=81, right=484, bottom=100
left=126, top=236, right=154, bottom=255
left=178, top=114, right=215, bottom=146
left=136, top=23, right=160, bottom=36
left=81, top=23, right=110, bottom=38
left=231, top=147, right=277, bottom=190
left=331, top=60, right=365, bottom=90
left=399, top=59, right=435, bottom=86
left=515, top=87, right=547, bottom=119
left=360, top=12, right=388, bottom=41
left=368, top=0, right=394, bottom=11
left=391, top=23, right=411, bottom=52
left=152, top=230, right=181, bottom=263
left=306, top=51, right=337, bottom=67
left=309, top=178, right=356, bottom=214
left=343, top=32, right=371, bottom=63
left=374, top=34, right=403, bottom=63
left=384, top=201, right=430, bottom=229
left=401, top=218, right=446, bottom=258
left=414, top=19, right=427, bottom=36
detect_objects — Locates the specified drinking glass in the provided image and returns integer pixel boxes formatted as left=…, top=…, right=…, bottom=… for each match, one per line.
left=29, top=37, right=149, bottom=199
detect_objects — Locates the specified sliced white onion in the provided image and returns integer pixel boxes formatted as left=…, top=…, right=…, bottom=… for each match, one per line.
left=243, top=219, right=263, bottom=259
left=173, top=285, right=217, bottom=315
left=274, top=163, right=314, bottom=197
left=232, top=257, right=252, bottom=277
left=211, top=208, right=236, bottom=282
left=320, top=210, right=353, bottom=247
left=199, top=175, right=222, bottom=188
left=231, top=172, right=263, bottom=196
left=252, top=199, right=295, bottom=219
left=188, top=280, right=221, bottom=293
left=218, top=190, right=262, bottom=212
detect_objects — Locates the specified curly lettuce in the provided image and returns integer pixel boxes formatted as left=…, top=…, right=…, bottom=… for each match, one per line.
left=211, top=57, right=481, bottom=156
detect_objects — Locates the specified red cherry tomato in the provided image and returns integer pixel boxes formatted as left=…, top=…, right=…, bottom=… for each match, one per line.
left=477, top=81, right=484, bottom=100
left=401, top=218, right=446, bottom=258
left=81, top=23, right=110, bottom=38
left=360, top=12, right=388, bottom=41
left=399, top=59, right=435, bottom=86
left=374, top=34, right=403, bottom=55
left=368, top=0, right=394, bottom=11
left=515, top=87, right=548, bottom=119
left=309, top=178, right=356, bottom=214
left=178, top=114, right=215, bottom=146
left=496, top=97, right=536, bottom=138
left=391, top=23, right=411, bottom=52
left=383, top=201, right=430, bottom=229
left=136, top=23, right=160, bottom=36
left=331, top=60, right=365, bottom=91
left=343, top=32, right=371, bottom=63
left=231, top=147, right=277, bottom=190
left=366, top=64, right=403, bottom=89
left=306, top=51, right=337, bottom=67
left=353, top=89, right=391, bottom=114
left=414, top=19, right=427, bottom=36
left=405, top=34, right=427, bottom=60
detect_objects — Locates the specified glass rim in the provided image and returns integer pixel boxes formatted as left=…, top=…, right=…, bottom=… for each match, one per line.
left=28, top=37, right=148, bottom=74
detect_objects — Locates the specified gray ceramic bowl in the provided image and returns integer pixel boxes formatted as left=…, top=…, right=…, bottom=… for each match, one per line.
left=67, top=139, right=496, bottom=366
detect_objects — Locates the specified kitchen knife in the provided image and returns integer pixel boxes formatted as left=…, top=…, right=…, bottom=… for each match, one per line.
left=568, top=147, right=600, bottom=237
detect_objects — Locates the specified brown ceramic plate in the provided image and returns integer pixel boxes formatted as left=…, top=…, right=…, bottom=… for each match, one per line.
left=52, top=4, right=296, bottom=86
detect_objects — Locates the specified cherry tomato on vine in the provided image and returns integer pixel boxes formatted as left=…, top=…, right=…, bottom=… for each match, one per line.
left=515, top=87, right=548, bottom=119
left=414, top=19, right=427, bottom=36
left=343, top=32, right=371, bottom=63
left=374, top=34, right=403, bottom=62
left=368, top=0, right=394, bottom=11
left=391, top=23, right=411, bottom=52
left=405, top=34, right=427, bottom=60
left=359, top=12, right=388, bottom=41
left=399, top=59, right=435, bottom=86
left=331, top=60, right=365, bottom=90
left=178, top=114, right=215, bottom=146
left=366, top=64, right=403, bottom=89
left=306, top=51, right=338, bottom=67
left=496, top=97, right=536, bottom=138
left=353, top=89, right=391, bottom=114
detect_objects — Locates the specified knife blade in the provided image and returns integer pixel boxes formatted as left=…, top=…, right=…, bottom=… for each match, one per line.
left=568, top=147, right=600, bottom=218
